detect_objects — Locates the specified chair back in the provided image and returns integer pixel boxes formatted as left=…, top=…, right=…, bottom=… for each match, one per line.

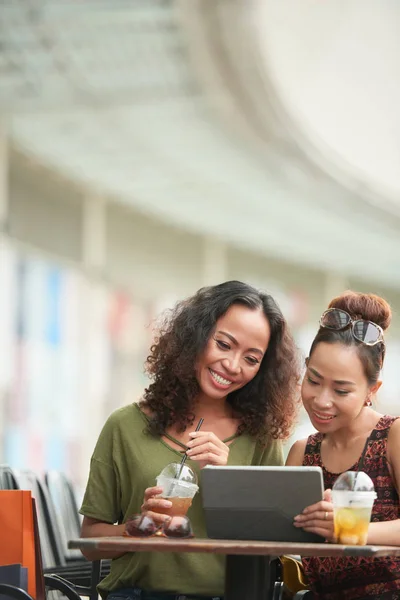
left=45, top=471, right=82, bottom=562
left=0, top=465, right=20, bottom=490
left=13, top=469, right=65, bottom=570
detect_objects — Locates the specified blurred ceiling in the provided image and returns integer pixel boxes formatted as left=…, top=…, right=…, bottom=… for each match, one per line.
left=0, top=0, right=399, bottom=287
left=254, top=0, right=400, bottom=204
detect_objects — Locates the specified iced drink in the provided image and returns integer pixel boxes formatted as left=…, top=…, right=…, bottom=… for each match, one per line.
left=332, top=471, right=376, bottom=546
left=334, top=505, right=374, bottom=545
left=154, top=462, right=199, bottom=517
left=153, top=496, right=193, bottom=517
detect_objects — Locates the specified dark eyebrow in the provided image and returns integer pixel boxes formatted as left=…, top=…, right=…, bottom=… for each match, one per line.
left=217, top=330, right=264, bottom=356
left=308, top=367, right=355, bottom=386
left=309, top=367, right=323, bottom=379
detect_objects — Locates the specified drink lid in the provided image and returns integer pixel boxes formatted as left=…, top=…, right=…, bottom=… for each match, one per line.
left=156, top=463, right=199, bottom=498
left=157, top=462, right=198, bottom=485
left=332, top=470, right=375, bottom=493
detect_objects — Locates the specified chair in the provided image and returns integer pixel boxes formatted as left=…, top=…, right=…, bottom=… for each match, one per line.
left=12, top=470, right=66, bottom=572
left=0, top=584, right=33, bottom=600
left=268, top=556, right=313, bottom=600
left=0, top=468, right=83, bottom=600
left=44, top=471, right=111, bottom=593
left=0, top=465, right=20, bottom=490
left=8, top=469, right=102, bottom=600
left=271, top=583, right=313, bottom=600
left=0, top=573, right=84, bottom=600
left=45, top=471, right=85, bottom=564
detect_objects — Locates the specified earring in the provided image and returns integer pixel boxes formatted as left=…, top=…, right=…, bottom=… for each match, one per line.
left=365, top=396, right=372, bottom=407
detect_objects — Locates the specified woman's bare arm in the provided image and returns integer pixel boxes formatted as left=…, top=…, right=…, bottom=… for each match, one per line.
left=80, top=516, right=126, bottom=560
left=367, top=419, right=400, bottom=545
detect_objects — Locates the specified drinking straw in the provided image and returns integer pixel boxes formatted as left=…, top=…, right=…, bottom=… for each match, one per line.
left=167, top=418, right=204, bottom=497
left=177, top=417, right=204, bottom=479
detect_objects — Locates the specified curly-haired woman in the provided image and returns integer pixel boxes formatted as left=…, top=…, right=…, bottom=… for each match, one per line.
left=79, top=280, right=301, bottom=600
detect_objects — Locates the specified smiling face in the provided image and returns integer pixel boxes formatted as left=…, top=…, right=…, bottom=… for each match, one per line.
left=301, top=341, right=379, bottom=432
left=195, top=303, right=271, bottom=403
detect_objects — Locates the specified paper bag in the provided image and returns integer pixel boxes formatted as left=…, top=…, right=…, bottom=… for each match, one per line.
left=0, top=490, right=40, bottom=598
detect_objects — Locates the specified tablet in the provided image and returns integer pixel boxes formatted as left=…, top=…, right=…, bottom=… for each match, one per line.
left=201, top=465, right=324, bottom=543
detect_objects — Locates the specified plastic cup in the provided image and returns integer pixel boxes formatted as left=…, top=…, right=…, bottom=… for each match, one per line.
left=153, top=463, right=199, bottom=517
left=332, top=471, right=377, bottom=545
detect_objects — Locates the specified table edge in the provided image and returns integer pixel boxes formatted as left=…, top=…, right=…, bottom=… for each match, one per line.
left=68, top=537, right=400, bottom=558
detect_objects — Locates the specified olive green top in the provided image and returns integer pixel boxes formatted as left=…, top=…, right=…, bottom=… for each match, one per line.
left=80, top=403, right=284, bottom=598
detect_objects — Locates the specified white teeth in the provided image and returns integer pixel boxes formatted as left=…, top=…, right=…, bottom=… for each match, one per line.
left=210, top=369, right=232, bottom=386
left=315, top=412, right=335, bottom=420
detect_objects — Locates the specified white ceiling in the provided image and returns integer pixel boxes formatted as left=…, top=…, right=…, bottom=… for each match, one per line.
left=255, top=0, right=400, bottom=204
left=1, top=0, right=400, bottom=287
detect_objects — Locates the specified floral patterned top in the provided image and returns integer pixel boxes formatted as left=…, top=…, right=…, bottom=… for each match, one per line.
left=302, top=415, right=400, bottom=600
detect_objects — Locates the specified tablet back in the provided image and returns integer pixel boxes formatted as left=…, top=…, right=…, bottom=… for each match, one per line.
left=202, top=466, right=324, bottom=543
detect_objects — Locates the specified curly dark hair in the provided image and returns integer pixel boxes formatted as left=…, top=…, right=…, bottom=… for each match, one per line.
left=140, top=280, right=301, bottom=443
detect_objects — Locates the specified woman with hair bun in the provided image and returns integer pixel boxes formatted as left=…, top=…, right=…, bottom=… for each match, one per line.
left=287, top=291, right=400, bottom=599
left=80, top=280, right=301, bottom=600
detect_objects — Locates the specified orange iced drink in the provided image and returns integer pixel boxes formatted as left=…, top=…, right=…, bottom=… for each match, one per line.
left=334, top=506, right=372, bottom=545
left=155, top=462, right=199, bottom=518
left=152, top=496, right=193, bottom=517
left=332, top=471, right=376, bottom=546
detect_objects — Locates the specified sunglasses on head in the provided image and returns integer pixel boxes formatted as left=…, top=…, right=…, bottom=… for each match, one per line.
left=319, top=308, right=384, bottom=347
left=124, top=514, right=194, bottom=539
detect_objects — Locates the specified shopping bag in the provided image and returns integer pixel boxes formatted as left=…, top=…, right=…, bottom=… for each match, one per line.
left=0, top=490, right=43, bottom=599
left=31, top=498, right=45, bottom=600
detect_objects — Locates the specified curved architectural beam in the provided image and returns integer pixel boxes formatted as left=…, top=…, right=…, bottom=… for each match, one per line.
left=178, top=0, right=400, bottom=220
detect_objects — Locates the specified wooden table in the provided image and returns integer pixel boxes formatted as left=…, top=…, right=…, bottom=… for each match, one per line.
left=69, top=537, right=400, bottom=600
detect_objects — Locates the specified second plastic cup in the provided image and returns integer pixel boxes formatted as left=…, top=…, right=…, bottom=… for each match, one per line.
left=153, top=463, right=199, bottom=517
left=332, top=471, right=377, bottom=545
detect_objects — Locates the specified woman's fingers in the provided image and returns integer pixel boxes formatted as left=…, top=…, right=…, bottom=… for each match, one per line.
left=294, top=509, right=334, bottom=524
left=294, top=500, right=336, bottom=542
left=294, top=514, right=333, bottom=528
left=142, top=497, right=172, bottom=511
left=141, top=487, right=172, bottom=523
left=187, top=441, right=229, bottom=466
left=144, top=510, right=170, bottom=524
left=187, top=433, right=228, bottom=458
left=187, top=440, right=228, bottom=458
left=189, top=451, right=227, bottom=465
left=143, top=486, right=163, bottom=500
left=294, top=500, right=334, bottom=528
left=300, top=499, right=334, bottom=516
left=186, top=431, right=229, bottom=467
left=188, top=431, right=227, bottom=450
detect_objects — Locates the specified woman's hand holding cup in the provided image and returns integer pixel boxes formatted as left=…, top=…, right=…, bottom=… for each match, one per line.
left=141, top=486, right=172, bottom=524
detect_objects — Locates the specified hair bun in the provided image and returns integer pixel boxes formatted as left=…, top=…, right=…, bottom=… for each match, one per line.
left=328, top=290, right=392, bottom=331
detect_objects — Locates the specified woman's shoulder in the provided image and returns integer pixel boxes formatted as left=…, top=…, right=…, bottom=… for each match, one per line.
left=285, top=437, right=308, bottom=466
left=103, top=402, right=148, bottom=430
left=93, top=403, right=150, bottom=453
left=370, top=413, right=400, bottom=447
left=386, top=416, right=400, bottom=456
left=376, top=414, right=400, bottom=431
left=246, top=435, right=281, bottom=466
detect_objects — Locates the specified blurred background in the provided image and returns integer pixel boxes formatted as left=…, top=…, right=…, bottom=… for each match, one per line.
left=0, top=0, right=399, bottom=498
